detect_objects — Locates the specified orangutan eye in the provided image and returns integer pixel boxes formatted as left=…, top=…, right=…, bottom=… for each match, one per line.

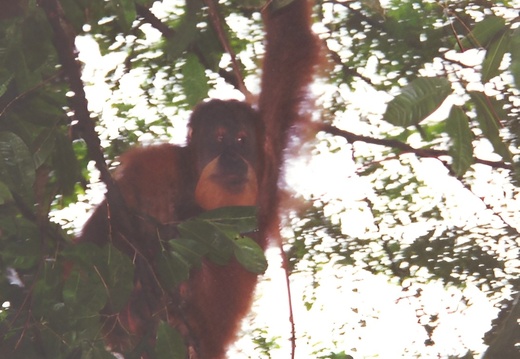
left=236, top=132, right=248, bottom=145
left=215, top=127, right=226, bottom=143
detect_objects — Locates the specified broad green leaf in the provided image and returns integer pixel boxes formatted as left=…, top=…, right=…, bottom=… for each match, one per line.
left=195, top=26, right=225, bottom=72
left=37, top=327, right=63, bottom=359
left=198, top=205, right=257, bottom=219
left=233, top=236, right=268, bottom=274
left=482, top=29, right=510, bottom=83
left=166, top=16, right=199, bottom=60
left=61, top=243, right=114, bottom=315
left=111, top=0, right=137, bottom=32
left=177, top=207, right=259, bottom=265
left=181, top=54, right=210, bottom=107
left=169, top=237, right=207, bottom=267
left=62, top=266, right=108, bottom=315
left=510, top=27, right=520, bottom=89
left=2, top=329, right=40, bottom=359
left=459, top=16, right=506, bottom=50
left=2, top=235, right=39, bottom=270
left=0, top=74, right=13, bottom=98
left=156, top=321, right=187, bottom=359
left=383, top=77, right=451, bottom=127
left=0, top=131, right=35, bottom=201
left=445, top=106, right=474, bottom=176
left=157, top=250, right=190, bottom=288
left=105, top=244, right=134, bottom=312
left=165, top=0, right=205, bottom=60
left=31, top=261, right=66, bottom=317
left=32, top=128, right=56, bottom=168
left=0, top=180, right=13, bottom=204
left=198, top=206, right=258, bottom=233
left=469, top=91, right=512, bottom=162
left=53, top=132, right=80, bottom=196
left=178, top=219, right=234, bottom=264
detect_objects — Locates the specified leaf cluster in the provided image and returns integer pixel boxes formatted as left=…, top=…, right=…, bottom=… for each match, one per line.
left=159, top=206, right=266, bottom=290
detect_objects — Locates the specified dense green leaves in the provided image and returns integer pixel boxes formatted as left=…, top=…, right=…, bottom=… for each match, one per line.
left=155, top=206, right=265, bottom=294
left=383, top=77, right=451, bottom=127
left=0, top=132, right=35, bottom=202
left=157, top=249, right=190, bottom=288
left=173, top=206, right=266, bottom=273
left=156, top=321, right=187, bottom=359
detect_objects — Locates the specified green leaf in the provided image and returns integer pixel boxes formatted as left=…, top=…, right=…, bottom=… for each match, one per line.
left=0, top=74, right=13, bottom=98
left=61, top=243, right=115, bottom=315
left=105, top=244, right=134, bottom=312
left=156, top=321, right=187, bottom=359
left=445, top=106, right=474, bottom=176
left=482, top=29, right=510, bottom=83
left=0, top=180, right=13, bottom=204
left=383, top=77, right=451, bottom=127
left=178, top=220, right=234, bottom=264
left=110, top=0, right=137, bottom=32
left=53, top=131, right=80, bottom=196
left=157, top=250, right=190, bottom=288
left=169, top=237, right=207, bottom=267
left=166, top=15, right=199, bottom=60
left=469, top=91, right=512, bottom=162
left=62, top=266, right=108, bottom=315
left=459, top=16, right=506, bottom=50
left=31, top=261, right=65, bottom=317
left=198, top=206, right=258, bottom=232
left=233, top=236, right=268, bottom=274
left=510, top=27, right=520, bottom=89
left=195, top=27, right=225, bottom=72
left=32, top=128, right=56, bottom=168
left=2, top=235, right=39, bottom=270
left=0, top=131, right=35, bottom=201
left=37, top=327, right=63, bottom=359
left=181, top=54, right=210, bottom=107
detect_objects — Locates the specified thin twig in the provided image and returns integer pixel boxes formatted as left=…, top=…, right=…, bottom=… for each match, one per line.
left=203, top=0, right=253, bottom=100
left=280, top=245, right=297, bottom=359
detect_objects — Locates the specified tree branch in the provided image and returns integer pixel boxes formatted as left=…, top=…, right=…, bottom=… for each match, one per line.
left=38, top=0, right=134, bottom=236
left=203, top=0, right=252, bottom=101
left=328, top=47, right=375, bottom=86
left=136, top=4, right=174, bottom=37
left=135, top=2, right=249, bottom=97
left=319, top=124, right=512, bottom=170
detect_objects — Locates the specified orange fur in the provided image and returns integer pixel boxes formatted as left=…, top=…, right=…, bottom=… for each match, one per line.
left=195, top=156, right=258, bottom=210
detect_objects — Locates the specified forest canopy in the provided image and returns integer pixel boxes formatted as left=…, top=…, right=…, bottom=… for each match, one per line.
left=0, top=0, right=519, bottom=358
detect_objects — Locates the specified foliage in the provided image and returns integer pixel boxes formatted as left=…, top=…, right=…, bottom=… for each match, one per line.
left=0, top=0, right=519, bottom=358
